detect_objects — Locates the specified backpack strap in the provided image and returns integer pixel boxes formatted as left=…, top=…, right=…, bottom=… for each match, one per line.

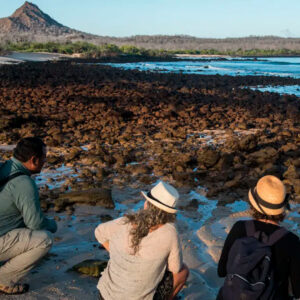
left=245, top=220, right=256, bottom=237
left=0, top=172, right=26, bottom=187
left=267, top=227, right=288, bottom=246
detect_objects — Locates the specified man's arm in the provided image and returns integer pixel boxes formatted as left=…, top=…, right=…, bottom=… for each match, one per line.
left=11, top=176, right=57, bottom=233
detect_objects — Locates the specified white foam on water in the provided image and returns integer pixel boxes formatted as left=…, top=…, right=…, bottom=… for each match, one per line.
left=102, top=56, right=300, bottom=80
left=206, top=65, right=230, bottom=71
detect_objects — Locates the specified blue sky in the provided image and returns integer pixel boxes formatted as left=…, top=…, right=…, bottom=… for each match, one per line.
left=1, top=0, right=300, bottom=38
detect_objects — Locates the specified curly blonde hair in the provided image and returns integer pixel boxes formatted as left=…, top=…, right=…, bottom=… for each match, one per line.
left=124, top=201, right=176, bottom=254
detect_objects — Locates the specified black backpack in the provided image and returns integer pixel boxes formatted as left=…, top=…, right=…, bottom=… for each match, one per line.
left=221, top=220, right=288, bottom=300
left=0, top=172, right=26, bottom=188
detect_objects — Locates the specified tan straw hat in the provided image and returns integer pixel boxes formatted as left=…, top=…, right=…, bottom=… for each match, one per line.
left=248, top=175, right=287, bottom=215
left=141, top=181, right=179, bottom=214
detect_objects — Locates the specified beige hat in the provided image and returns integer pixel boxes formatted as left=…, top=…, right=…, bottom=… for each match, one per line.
left=248, top=175, right=287, bottom=216
left=141, top=181, right=179, bottom=214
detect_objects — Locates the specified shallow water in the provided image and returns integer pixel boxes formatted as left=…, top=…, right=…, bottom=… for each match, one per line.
left=104, top=56, right=300, bottom=78
left=34, top=164, right=78, bottom=190
left=104, top=56, right=300, bottom=96
left=249, top=84, right=300, bottom=97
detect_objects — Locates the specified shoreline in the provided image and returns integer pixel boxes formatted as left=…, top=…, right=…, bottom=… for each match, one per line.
left=2, top=51, right=300, bottom=65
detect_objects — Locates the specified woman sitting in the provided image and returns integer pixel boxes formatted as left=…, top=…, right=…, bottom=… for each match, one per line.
left=95, top=181, right=189, bottom=300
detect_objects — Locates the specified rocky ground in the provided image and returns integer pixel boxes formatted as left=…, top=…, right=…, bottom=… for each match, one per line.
left=0, top=61, right=299, bottom=208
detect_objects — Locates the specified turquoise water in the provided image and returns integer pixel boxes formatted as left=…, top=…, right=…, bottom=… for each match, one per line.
left=105, top=56, right=300, bottom=97
left=249, top=84, right=300, bottom=96
left=106, top=57, right=300, bottom=78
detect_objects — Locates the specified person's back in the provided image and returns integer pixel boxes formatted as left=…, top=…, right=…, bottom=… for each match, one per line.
left=218, top=220, right=300, bottom=299
left=217, top=175, right=300, bottom=300
left=96, top=217, right=181, bottom=299
left=95, top=181, right=189, bottom=300
left=0, top=157, right=43, bottom=235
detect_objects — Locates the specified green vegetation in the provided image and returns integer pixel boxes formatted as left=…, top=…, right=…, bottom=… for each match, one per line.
left=3, top=41, right=300, bottom=58
left=3, top=41, right=171, bottom=58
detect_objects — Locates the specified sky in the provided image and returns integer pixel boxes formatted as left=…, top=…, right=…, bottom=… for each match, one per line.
left=1, top=0, right=300, bottom=38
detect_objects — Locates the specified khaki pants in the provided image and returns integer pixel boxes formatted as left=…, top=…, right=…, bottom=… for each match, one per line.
left=0, top=228, right=53, bottom=286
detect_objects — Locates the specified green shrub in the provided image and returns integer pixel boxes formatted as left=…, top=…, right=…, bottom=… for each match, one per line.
left=3, top=41, right=300, bottom=57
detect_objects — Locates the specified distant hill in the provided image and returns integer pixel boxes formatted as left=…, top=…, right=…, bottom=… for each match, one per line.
left=0, top=1, right=68, bottom=33
left=0, top=2, right=300, bottom=52
left=0, top=2, right=93, bottom=43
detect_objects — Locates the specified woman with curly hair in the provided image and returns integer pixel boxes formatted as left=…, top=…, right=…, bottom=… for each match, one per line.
left=95, top=181, right=189, bottom=300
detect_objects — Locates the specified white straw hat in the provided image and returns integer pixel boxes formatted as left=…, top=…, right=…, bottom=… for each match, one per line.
left=248, top=175, right=287, bottom=216
left=141, top=181, right=179, bottom=214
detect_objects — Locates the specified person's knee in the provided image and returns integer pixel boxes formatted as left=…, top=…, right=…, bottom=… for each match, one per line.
left=33, top=230, right=53, bottom=250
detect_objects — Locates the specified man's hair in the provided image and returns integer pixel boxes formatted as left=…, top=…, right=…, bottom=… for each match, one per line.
left=124, top=201, right=176, bottom=255
left=250, top=207, right=286, bottom=222
left=13, top=137, right=46, bottom=162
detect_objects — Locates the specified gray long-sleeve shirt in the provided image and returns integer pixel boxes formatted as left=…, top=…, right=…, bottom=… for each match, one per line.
left=95, top=217, right=182, bottom=300
left=0, top=158, right=57, bottom=236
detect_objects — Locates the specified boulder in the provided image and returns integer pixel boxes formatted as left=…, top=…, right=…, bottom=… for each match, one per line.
left=223, top=173, right=243, bottom=189
left=65, top=147, right=82, bottom=162
left=215, top=153, right=234, bottom=171
left=197, top=149, right=220, bottom=168
left=224, top=137, right=239, bottom=151
left=238, top=135, right=257, bottom=152
left=55, top=188, right=114, bottom=212
left=280, top=143, right=298, bottom=153
left=283, top=165, right=300, bottom=179
left=245, top=147, right=278, bottom=166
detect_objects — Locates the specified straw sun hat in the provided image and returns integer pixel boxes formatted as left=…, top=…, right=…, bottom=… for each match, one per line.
left=141, top=181, right=179, bottom=214
left=248, top=175, right=288, bottom=216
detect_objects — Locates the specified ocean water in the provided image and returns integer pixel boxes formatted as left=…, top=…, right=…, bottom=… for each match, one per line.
left=104, top=56, right=300, bottom=97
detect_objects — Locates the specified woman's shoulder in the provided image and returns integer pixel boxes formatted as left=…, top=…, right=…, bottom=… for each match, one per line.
left=163, top=222, right=177, bottom=231
left=159, top=223, right=179, bottom=239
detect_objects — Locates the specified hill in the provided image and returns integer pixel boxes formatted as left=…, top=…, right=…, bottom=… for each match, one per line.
left=0, top=1, right=93, bottom=43
left=0, top=2, right=300, bottom=52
